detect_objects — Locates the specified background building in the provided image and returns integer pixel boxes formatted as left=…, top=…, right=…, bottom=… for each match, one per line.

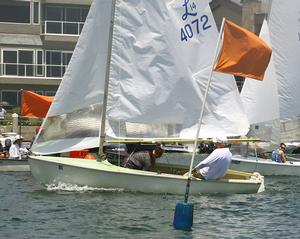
left=0, top=0, right=91, bottom=107
left=0, top=0, right=266, bottom=107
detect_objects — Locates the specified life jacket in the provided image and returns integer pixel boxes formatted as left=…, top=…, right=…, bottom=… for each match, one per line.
left=271, top=149, right=282, bottom=163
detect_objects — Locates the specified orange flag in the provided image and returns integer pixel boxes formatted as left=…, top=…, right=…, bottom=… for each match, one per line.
left=21, top=91, right=54, bottom=118
left=214, top=19, right=272, bottom=81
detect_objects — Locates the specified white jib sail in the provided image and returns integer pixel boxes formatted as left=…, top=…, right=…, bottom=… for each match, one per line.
left=32, top=0, right=113, bottom=154
left=106, top=0, right=249, bottom=140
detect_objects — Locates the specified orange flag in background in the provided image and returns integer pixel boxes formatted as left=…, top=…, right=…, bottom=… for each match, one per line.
left=214, top=19, right=272, bottom=81
left=21, top=91, right=54, bottom=118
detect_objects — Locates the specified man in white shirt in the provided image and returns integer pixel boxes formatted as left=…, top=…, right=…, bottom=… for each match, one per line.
left=190, top=136, right=232, bottom=180
left=9, top=136, right=28, bottom=159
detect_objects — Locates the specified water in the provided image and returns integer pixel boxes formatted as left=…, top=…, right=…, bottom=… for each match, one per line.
left=1, top=172, right=300, bottom=239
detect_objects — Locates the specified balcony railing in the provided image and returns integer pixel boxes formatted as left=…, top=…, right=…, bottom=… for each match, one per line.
left=42, top=20, right=84, bottom=35
left=0, top=63, right=68, bottom=78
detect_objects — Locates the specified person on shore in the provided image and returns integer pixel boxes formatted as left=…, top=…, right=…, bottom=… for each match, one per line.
left=0, top=105, right=6, bottom=125
left=185, top=136, right=232, bottom=180
left=271, top=143, right=287, bottom=163
left=124, top=145, right=164, bottom=171
left=0, top=142, right=5, bottom=158
left=9, top=136, right=28, bottom=159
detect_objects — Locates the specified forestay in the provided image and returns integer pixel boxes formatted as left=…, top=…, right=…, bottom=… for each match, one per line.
left=32, top=0, right=249, bottom=155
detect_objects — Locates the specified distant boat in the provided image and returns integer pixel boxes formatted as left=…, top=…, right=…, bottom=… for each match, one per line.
left=0, top=132, right=20, bottom=147
left=163, top=143, right=197, bottom=153
left=231, top=0, right=300, bottom=176
left=0, top=132, right=30, bottom=172
left=29, top=0, right=264, bottom=194
left=0, top=159, right=30, bottom=172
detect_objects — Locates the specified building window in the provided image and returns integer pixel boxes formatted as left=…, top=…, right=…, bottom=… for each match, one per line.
left=3, top=50, right=18, bottom=75
left=34, top=91, right=44, bottom=95
left=19, top=50, right=34, bottom=76
left=33, top=1, right=40, bottom=24
left=36, top=50, right=44, bottom=76
left=0, top=1, right=30, bottom=24
left=1, top=91, right=19, bottom=106
left=2, top=49, right=35, bottom=77
left=46, top=51, right=72, bottom=77
left=64, top=7, right=81, bottom=34
left=1, top=49, right=72, bottom=78
left=45, top=91, right=56, bottom=96
left=44, top=5, right=89, bottom=35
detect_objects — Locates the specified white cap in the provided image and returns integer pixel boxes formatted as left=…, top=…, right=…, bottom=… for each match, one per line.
left=212, top=136, right=228, bottom=144
left=14, top=135, right=24, bottom=142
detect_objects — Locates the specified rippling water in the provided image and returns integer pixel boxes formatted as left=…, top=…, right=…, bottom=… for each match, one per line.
left=0, top=171, right=300, bottom=239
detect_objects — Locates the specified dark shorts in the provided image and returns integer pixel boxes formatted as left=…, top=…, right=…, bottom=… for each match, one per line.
left=192, top=171, right=205, bottom=179
left=124, top=161, right=141, bottom=170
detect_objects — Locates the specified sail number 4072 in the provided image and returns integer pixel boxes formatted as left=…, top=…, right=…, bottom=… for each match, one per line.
left=181, top=15, right=211, bottom=42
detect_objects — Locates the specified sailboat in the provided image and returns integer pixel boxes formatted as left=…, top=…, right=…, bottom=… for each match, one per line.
left=230, top=0, right=300, bottom=176
left=29, top=0, right=264, bottom=194
left=0, top=132, right=30, bottom=172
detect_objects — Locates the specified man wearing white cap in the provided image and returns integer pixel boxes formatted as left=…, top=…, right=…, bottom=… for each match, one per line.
left=190, top=136, right=232, bottom=180
left=9, top=135, right=28, bottom=159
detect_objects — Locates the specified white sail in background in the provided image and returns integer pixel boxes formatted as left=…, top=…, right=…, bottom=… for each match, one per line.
left=240, top=19, right=280, bottom=145
left=32, top=0, right=249, bottom=155
left=107, top=0, right=249, bottom=139
left=269, top=0, right=300, bottom=120
left=268, top=0, right=300, bottom=142
left=241, top=0, right=300, bottom=144
left=241, top=20, right=279, bottom=124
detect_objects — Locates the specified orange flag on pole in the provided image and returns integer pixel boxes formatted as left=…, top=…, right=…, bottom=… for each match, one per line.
left=21, top=91, right=54, bottom=118
left=214, top=19, right=272, bottom=81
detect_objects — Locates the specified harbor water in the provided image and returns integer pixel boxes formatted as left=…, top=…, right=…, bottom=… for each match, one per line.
left=1, top=171, right=300, bottom=238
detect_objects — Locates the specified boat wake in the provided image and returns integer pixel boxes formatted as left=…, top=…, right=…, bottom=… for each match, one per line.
left=46, top=182, right=124, bottom=193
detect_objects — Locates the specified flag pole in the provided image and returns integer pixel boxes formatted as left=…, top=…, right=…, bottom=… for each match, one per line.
left=184, top=17, right=226, bottom=202
left=19, top=89, right=23, bottom=138
left=173, top=18, right=226, bottom=230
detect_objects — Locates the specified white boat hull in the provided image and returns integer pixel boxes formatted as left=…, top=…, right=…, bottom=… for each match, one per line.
left=0, top=159, right=30, bottom=172
left=29, top=156, right=264, bottom=194
left=231, top=156, right=300, bottom=176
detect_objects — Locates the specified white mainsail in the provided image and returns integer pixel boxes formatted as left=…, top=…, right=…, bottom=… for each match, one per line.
left=107, top=0, right=249, bottom=139
left=32, top=0, right=249, bottom=155
left=241, top=0, right=300, bottom=144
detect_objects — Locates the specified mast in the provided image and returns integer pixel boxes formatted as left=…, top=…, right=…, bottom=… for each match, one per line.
left=98, top=0, right=117, bottom=156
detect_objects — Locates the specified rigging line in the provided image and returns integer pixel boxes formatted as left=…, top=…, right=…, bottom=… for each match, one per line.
left=266, top=0, right=273, bottom=22
left=117, top=2, right=122, bottom=166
